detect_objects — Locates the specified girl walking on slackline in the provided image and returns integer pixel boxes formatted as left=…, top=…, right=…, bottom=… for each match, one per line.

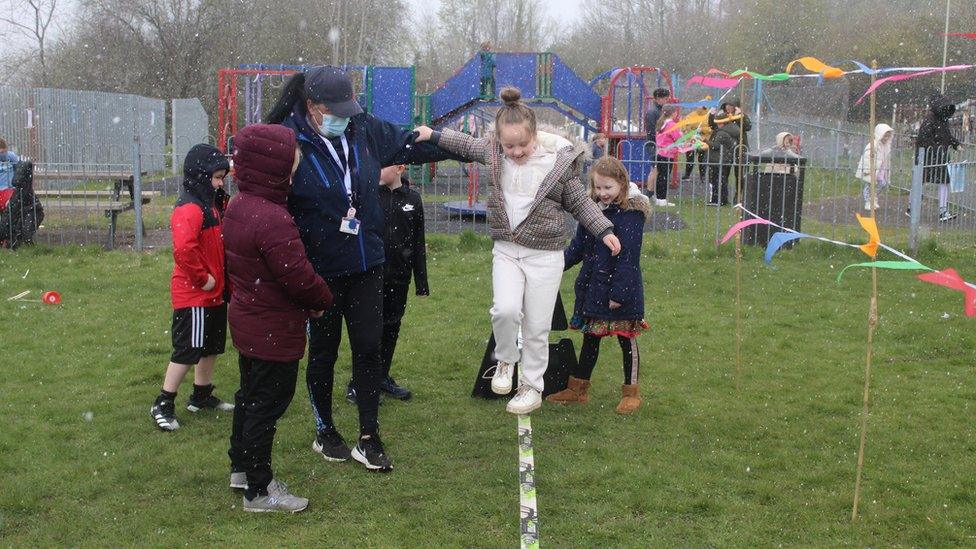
left=414, top=87, right=622, bottom=415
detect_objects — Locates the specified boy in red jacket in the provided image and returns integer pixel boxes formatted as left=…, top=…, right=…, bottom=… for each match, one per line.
left=224, top=124, right=333, bottom=513
left=151, top=144, right=232, bottom=432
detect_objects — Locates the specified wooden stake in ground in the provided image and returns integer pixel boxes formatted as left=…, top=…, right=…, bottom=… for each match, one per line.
left=734, top=81, right=747, bottom=390
left=852, top=59, right=880, bottom=522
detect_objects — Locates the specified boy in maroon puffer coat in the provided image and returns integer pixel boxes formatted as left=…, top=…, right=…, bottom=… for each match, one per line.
left=224, top=123, right=333, bottom=513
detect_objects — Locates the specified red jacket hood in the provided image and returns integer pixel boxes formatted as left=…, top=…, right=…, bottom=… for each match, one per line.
left=232, top=124, right=296, bottom=204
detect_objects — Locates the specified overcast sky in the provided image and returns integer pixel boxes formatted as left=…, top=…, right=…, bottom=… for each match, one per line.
left=405, top=0, right=585, bottom=28
left=2, top=0, right=585, bottom=49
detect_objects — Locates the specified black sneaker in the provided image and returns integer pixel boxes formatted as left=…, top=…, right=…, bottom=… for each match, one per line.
left=351, top=434, right=393, bottom=472
left=187, top=393, right=234, bottom=413
left=150, top=399, right=180, bottom=431
left=939, top=210, right=957, bottom=222
left=312, top=429, right=351, bottom=462
left=380, top=376, right=412, bottom=401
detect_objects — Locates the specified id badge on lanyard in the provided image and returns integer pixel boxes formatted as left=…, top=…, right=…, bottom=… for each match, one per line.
left=320, top=135, right=359, bottom=235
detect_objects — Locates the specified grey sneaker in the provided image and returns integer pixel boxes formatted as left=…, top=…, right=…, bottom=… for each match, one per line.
left=230, top=471, right=247, bottom=490
left=242, top=479, right=308, bottom=513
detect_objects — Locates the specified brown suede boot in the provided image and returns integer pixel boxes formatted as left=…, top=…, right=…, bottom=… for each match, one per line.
left=545, top=376, right=591, bottom=404
left=615, top=384, right=641, bottom=414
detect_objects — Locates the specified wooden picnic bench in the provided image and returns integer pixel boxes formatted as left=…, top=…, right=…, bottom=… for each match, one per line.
left=32, top=169, right=152, bottom=249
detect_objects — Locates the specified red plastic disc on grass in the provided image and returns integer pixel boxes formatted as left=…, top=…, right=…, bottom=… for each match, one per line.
left=42, top=291, right=61, bottom=305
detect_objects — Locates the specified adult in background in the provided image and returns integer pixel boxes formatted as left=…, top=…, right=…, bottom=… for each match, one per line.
left=0, top=138, right=20, bottom=198
left=708, top=101, right=751, bottom=204
left=913, top=93, right=961, bottom=222
left=266, top=67, right=464, bottom=472
left=643, top=88, right=671, bottom=194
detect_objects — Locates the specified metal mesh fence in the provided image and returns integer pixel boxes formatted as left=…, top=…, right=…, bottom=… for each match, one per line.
left=0, top=86, right=166, bottom=172
left=172, top=98, right=211, bottom=174
left=2, top=107, right=973, bottom=255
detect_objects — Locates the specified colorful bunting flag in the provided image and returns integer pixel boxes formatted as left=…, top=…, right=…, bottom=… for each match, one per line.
left=854, top=65, right=975, bottom=105
left=764, top=232, right=813, bottom=264
left=786, top=57, right=845, bottom=79
left=718, top=218, right=773, bottom=245
left=917, top=269, right=976, bottom=317
left=856, top=214, right=880, bottom=258
left=686, top=75, right=741, bottom=89
left=836, top=261, right=931, bottom=282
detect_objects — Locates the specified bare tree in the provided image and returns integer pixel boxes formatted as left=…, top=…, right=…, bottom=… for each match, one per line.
left=0, top=0, right=59, bottom=86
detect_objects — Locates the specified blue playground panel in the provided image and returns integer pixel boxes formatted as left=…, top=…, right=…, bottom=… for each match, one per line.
left=552, top=57, right=602, bottom=122
left=370, top=67, right=413, bottom=126
left=493, top=54, right=537, bottom=99
left=430, top=57, right=482, bottom=122
left=618, top=139, right=655, bottom=183
left=443, top=201, right=488, bottom=218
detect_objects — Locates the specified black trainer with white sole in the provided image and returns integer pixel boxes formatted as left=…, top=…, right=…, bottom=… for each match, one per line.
left=312, top=429, right=352, bottom=462
left=186, top=393, right=234, bottom=413
left=351, top=434, right=393, bottom=472
left=150, top=400, right=180, bottom=431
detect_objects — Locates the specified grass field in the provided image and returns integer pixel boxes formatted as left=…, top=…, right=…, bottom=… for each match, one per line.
left=1, top=235, right=975, bottom=546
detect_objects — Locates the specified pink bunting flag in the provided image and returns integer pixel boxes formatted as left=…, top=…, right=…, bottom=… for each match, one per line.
left=855, top=65, right=975, bottom=105
left=686, top=75, right=741, bottom=89
left=917, top=269, right=976, bottom=317
left=718, top=218, right=773, bottom=245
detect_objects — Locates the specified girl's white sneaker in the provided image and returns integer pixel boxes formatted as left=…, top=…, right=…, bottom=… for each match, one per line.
left=490, top=361, right=514, bottom=395
left=506, top=385, right=542, bottom=415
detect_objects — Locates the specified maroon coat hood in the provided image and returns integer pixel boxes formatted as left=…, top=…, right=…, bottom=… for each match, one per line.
left=232, top=124, right=297, bottom=204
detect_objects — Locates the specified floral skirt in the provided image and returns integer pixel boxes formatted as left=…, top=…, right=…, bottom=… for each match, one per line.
left=570, top=315, right=648, bottom=338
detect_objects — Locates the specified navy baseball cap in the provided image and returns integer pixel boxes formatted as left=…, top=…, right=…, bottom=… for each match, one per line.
left=304, top=67, right=363, bottom=118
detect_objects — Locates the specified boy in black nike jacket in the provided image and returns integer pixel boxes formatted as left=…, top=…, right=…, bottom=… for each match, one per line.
left=348, top=164, right=428, bottom=402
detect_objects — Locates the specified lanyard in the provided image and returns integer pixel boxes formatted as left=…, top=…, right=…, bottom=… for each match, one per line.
left=320, top=134, right=353, bottom=201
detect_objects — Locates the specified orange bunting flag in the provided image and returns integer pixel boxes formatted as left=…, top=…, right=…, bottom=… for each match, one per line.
left=856, top=213, right=880, bottom=258
left=786, top=56, right=844, bottom=79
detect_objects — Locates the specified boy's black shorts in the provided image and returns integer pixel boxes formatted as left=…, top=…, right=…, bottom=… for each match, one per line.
left=170, top=304, right=227, bottom=364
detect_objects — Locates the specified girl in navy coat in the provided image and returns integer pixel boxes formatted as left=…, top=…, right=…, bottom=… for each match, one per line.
left=547, top=156, right=650, bottom=414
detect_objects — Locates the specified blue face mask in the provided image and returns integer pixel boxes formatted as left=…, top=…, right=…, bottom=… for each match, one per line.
left=317, top=112, right=349, bottom=138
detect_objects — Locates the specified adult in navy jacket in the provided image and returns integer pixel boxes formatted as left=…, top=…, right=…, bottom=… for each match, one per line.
left=266, top=67, right=464, bottom=472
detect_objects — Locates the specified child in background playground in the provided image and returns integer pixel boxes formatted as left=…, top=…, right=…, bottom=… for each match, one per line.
left=547, top=156, right=649, bottom=414
left=414, top=87, right=622, bottom=415
left=150, top=144, right=234, bottom=432
left=590, top=133, right=607, bottom=161
left=346, top=164, right=427, bottom=404
left=855, top=123, right=893, bottom=211
left=653, top=105, right=681, bottom=207
left=223, top=124, right=333, bottom=513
